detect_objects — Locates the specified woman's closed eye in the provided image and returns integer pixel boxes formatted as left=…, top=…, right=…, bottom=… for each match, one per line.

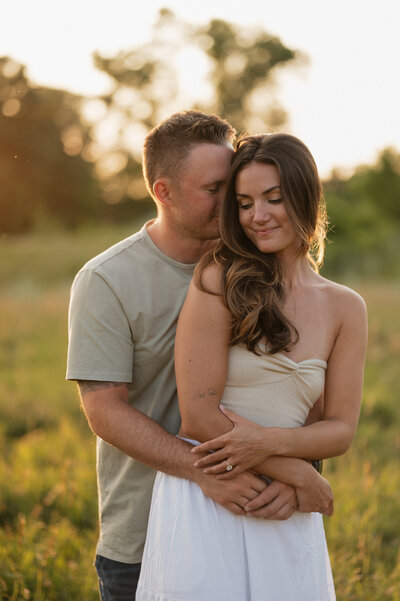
left=236, top=196, right=253, bottom=210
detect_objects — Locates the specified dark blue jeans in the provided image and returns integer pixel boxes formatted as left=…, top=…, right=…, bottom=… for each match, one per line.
left=95, top=555, right=141, bottom=601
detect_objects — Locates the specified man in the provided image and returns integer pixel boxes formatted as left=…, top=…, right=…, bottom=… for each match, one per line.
left=67, top=111, right=327, bottom=600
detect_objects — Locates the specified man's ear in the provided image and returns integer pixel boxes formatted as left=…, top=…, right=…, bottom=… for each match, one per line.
left=153, top=178, right=172, bottom=207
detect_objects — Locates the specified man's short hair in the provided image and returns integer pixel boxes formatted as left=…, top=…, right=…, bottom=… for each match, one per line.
left=142, top=110, right=236, bottom=198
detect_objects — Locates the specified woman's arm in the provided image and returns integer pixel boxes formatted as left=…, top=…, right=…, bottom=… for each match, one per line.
left=192, top=287, right=368, bottom=475
left=276, top=289, right=367, bottom=458
left=176, top=266, right=333, bottom=514
left=175, top=266, right=234, bottom=442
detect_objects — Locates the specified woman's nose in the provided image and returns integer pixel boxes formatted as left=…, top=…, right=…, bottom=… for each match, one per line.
left=253, top=201, right=269, bottom=222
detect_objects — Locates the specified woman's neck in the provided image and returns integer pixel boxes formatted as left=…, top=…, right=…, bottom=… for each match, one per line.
left=280, top=254, right=315, bottom=292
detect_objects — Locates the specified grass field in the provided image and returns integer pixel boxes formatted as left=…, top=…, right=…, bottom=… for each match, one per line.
left=1, top=223, right=399, bottom=600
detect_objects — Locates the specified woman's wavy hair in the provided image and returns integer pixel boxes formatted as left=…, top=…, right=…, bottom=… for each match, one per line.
left=195, top=133, right=327, bottom=354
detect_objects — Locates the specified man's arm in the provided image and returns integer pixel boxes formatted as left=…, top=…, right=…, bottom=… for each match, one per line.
left=78, top=380, right=274, bottom=516
left=68, top=268, right=297, bottom=520
left=79, top=380, right=192, bottom=476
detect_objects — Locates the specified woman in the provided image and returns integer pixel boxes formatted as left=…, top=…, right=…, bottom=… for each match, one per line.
left=136, top=134, right=367, bottom=601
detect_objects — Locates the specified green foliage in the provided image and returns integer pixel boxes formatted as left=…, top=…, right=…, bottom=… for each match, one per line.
left=322, top=148, right=400, bottom=279
left=0, top=225, right=399, bottom=599
left=323, top=283, right=400, bottom=600
left=0, top=219, right=154, bottom=292
left=0, top=289, right=98, bottom=599
left=353, top=149, right=400, bottom=221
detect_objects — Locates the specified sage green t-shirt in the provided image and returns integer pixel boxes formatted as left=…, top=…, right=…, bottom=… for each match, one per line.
left=66, top=222, right=195, bottom=563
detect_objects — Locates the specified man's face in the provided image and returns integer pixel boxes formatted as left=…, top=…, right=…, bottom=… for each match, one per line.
left=169, top=142, right=233, bottom=241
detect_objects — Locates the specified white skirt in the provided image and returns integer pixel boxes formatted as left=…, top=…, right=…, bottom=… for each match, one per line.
left=136, top=470, right=335, bottom=601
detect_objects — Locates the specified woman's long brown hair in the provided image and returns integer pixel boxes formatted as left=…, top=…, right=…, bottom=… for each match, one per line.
left=195, top=133, right=327, bottom=355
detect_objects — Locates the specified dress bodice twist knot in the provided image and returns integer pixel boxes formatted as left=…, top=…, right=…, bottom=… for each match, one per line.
left=221, top=345, right=327, bottom=429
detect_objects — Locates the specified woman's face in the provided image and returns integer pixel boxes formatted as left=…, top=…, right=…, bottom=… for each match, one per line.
left=235, top=161, right=299, bottom=258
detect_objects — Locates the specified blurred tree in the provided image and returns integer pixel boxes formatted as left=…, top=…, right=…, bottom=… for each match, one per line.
left=349, top=148, right=400, bottom=221
left=0, top=57, right=100, bottom=234
left=0, top=10, right=300, bottom=234
left=91, top=8, right=300, bottom=203
left=196, top=17, right=298, bottom=131
left=323, top=148, right=400, bottom=278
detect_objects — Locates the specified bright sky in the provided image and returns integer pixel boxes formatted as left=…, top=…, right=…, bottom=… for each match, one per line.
left=2, top=0, right=400, bottom=178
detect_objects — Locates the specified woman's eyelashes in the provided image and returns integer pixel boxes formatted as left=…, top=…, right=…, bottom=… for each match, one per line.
left=238, top=201, right=253, bottom=210
left=237, top=197, right=282, bottom=210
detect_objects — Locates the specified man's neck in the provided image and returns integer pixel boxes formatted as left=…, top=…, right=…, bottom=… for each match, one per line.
left=146, top=219, right=217, bottom=264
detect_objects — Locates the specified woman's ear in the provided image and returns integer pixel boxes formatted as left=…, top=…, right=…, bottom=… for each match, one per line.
left=153, top=178, right=172, bottom=207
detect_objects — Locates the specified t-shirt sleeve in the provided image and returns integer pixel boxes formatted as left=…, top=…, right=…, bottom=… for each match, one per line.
left=66, top=268, right=134, bottom=382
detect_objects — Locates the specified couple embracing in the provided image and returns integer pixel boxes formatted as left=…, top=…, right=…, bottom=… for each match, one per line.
left=67, top=110, right=367, bottom=600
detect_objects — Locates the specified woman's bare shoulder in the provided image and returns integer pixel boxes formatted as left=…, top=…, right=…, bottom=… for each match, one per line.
left=193, top=259, right=224, bottom=295
left=316, top=274, right=367, bottom=320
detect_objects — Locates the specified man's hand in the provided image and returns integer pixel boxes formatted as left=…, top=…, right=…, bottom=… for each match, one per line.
left=244, top=481, right=298, bottom=520
left=195, top=470, right=267, bottom=515
left=196, top=469, right=298, bottom=521
left=296, top=468, right=334, bottom=516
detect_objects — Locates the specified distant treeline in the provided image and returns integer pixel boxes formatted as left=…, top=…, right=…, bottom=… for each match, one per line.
left=322, top=148, right=400, bottom=278
left=1, top=10, right=399, bottom=277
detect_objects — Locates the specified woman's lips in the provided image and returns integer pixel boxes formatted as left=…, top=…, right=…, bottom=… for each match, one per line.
left=253, top=226, right=279, bottom=234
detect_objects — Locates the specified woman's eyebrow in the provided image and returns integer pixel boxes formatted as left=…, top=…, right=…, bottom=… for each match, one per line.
left=263, top=185, right=280, bottom=194
left=236, top=185, right=280, bottom=197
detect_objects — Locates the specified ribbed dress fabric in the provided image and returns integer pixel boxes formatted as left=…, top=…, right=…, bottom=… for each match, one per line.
left=136, top=345, right=335, bottom=601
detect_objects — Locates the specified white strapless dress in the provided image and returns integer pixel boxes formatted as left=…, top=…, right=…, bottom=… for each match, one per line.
left=136, top=346, right=335, bottom=601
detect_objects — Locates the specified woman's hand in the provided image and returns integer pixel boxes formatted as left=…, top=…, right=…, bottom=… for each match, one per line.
left=191, top=406, right=276, bottom=478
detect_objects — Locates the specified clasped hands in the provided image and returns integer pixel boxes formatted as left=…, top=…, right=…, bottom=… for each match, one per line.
left=191, top=406, right=334, bottom=516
